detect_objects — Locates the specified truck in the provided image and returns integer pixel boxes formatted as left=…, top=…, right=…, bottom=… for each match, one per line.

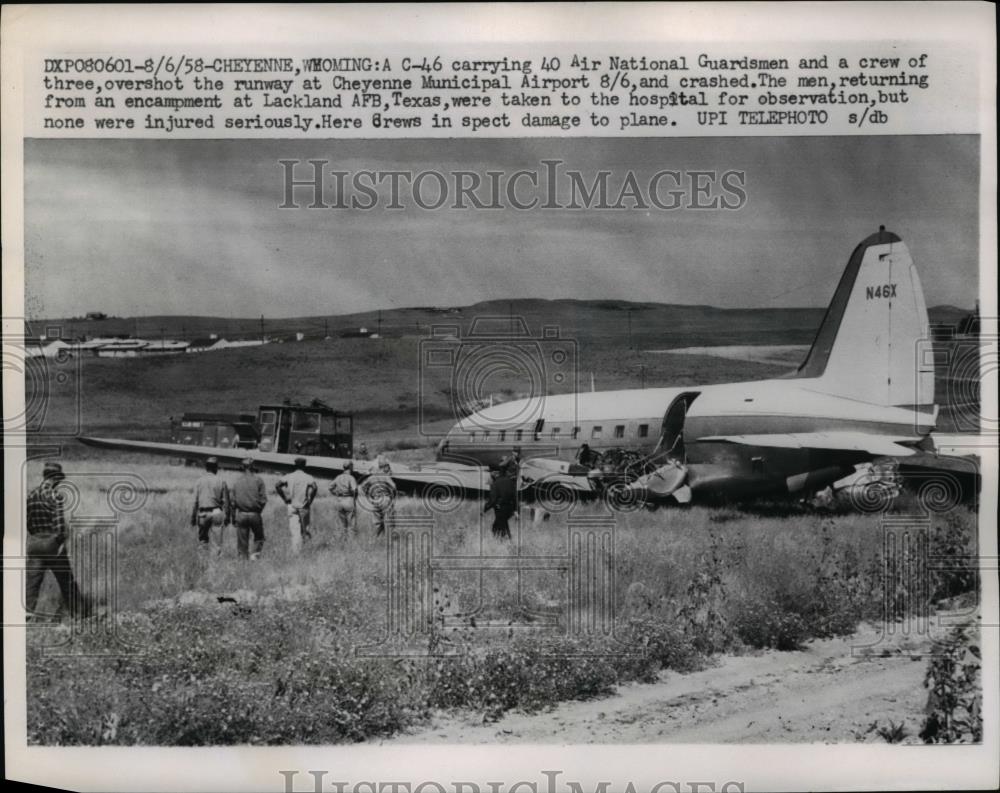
left=170, top=399, right=354, bottom=458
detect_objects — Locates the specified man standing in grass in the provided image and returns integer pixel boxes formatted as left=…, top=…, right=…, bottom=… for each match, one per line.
left=191, top=457, right=230, bottom=556
left=329, top=461, right=359, bottom=536
left=25, top=462, right=88, bottom=620
left=230, top=456, right=268, bottom=560
left=484, top=463, right=517, bottom=540
left=276, top=457, right=317, bottom=555
left=360, top=458, right=397, bottom=537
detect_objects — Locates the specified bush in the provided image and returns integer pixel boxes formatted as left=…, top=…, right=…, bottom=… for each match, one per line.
left=730, top=598, right=808, bottom=650
left=929, top=510, right=979, bottom=602
left=920, top=624, right=982, bottom=743
left=622, top=617, right=706, bottom=675
left=425, top=638, right=637, bottom=721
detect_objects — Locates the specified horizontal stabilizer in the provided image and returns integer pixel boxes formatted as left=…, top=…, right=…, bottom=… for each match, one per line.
left=895, top=451, right=981, bottom=474
left=697, top=431, right=919, bottom=457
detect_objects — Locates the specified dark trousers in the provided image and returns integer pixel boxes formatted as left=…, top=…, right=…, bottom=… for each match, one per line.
left=490, top=508, right=513, bottom=540
left=234, top=511, right=265, bottom=558
left=25, top=534, right=85, bottom=617
left=196, top=507, right=224, bottom=543
left=372, top=506, right=395, bottom=537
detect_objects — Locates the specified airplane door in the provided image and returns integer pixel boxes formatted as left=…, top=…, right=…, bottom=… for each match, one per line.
left=660, top=392, right=700, bottom=462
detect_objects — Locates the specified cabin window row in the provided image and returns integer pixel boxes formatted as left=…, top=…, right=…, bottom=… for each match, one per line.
left=465, top=423, right=650, bottom=442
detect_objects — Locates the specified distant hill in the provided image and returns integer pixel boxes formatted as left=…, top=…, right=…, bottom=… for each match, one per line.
left=24, top=299, right=978, bottom=442
left=27, top=300, right=973, bottom=348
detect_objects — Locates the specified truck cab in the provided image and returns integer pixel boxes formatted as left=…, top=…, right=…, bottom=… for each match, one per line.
left=256, top=401, right=353, bottom=458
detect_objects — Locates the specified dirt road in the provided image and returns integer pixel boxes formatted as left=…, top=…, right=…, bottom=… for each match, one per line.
left=388, top=621, right=943, bottom=744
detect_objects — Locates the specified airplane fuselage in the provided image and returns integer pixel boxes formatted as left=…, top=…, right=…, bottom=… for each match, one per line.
left=438, top=376, right=935, bottom=498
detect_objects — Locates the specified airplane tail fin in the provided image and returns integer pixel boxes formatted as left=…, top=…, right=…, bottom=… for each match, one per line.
left=794, top=227, right=935, bottom=410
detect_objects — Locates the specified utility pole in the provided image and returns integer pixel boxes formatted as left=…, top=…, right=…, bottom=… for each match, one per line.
left=627, top=308, right=633, bottom=350
left=260, top=314, right=265, bottom=343
left=377, top=309, right=382, bottom=337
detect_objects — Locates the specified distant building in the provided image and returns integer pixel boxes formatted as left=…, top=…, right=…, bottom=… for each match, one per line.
left=77, top=337, right=121, bottom=350
left=26, top=339, right=74, bottom=359
left=214, top=338, right=266, bottom=350
left=186, top=337, right=225, bottom=353
left=85, top=311, right=108, bottom=321
left=88, top=338, right=190, bottom=357
left=139, top=340, right=190, bottom=355
left=94, top=339, right=149, bottom=358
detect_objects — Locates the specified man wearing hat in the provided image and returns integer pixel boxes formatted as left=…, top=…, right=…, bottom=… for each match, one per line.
left=360, top=459, right=397, bottom=537
left=575, top=442, right=601, bottom=469
left=276, top=457, right=317, bottom=554
left=25, top=462, right=87, bottom=620
left=484, top=462, right=517, bottom=540
left=230, top=457, right=268, bottom=560
left=191, top=457, right=230, bottom=555
left=329, top=461, right=359, bottom=536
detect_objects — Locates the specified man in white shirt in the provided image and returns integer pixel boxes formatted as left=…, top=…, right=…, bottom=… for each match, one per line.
left=276, top=457, right=317, bottom=555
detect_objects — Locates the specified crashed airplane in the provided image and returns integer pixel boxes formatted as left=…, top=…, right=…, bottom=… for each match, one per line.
left=80, top=228, right=978, bottom=507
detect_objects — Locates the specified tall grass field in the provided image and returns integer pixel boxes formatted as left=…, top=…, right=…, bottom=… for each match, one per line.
left=24, top=458, right=979, bottom=745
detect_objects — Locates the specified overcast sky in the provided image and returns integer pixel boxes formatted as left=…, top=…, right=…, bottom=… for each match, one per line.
left=25, top=136, right=979, bottom=319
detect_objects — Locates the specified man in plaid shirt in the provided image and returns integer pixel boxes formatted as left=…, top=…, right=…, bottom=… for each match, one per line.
left=25, top=462, right=86, bottom=620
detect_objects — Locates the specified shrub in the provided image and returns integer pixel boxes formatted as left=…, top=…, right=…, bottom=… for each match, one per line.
left=622, top=617, right=706, bottom=675
left=730, top=598, right=808, bottom=651
left=920, top=624, right=982, bottom=743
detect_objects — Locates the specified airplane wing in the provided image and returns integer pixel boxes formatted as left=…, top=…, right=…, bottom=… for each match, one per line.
left=78, top=436, right=492, bottom=495
left=696, top=431, right=920, bottom=457
left=79, top=436, right=356, bottom=475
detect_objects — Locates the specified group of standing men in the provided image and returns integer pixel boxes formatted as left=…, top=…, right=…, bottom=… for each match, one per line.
left=26, top=442, right=529, bottom=619
left=190, top=453, right=398, bottom=559
left=191, top=455, right=269, bottom=559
